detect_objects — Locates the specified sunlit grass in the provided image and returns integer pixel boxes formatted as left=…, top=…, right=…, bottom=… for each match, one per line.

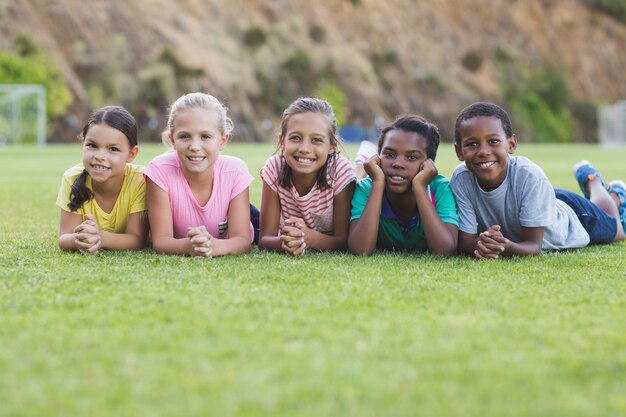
left=1, top=143, right=625, bottom=417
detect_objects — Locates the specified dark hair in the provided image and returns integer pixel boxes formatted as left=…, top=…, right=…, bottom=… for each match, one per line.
left=377, top=114, right=441, bottom=161
left=68, top=106, right=138, bottom=212
left=454, top=102, right=513, bottom=145
left=277, top=97, right=341, bottom=190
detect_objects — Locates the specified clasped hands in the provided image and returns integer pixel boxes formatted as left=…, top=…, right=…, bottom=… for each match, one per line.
left=475, top=225, right=509, bottom=259
left=187, top=225, right=213, bottom=258
left=73, top=214, right=101, bottom=255
left=279, top=217, right=309, bottom=256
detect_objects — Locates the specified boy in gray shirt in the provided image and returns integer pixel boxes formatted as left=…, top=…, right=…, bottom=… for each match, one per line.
left=450, top=102, right=625, bottom=259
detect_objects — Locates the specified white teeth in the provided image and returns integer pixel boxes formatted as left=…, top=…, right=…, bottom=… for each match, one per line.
left=479, top=162, right=495, bottom=168
left=188, top=156, right=205, bottom=161
left=390, top=176, right=404, bottom=180
left=92, top=165, right=109, bottom=170
left=296, top=157, right=315, bottom=163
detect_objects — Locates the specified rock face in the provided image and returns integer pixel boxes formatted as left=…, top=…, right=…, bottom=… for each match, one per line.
left=2, top=0, right=625, bottom=141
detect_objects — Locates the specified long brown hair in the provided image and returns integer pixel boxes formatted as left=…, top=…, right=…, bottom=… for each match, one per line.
left=277, top=97, right=341, bottom=190
left=68, top=106, right=138, bottom=211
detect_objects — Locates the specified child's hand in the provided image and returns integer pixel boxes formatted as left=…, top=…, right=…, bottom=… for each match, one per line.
left=475, top=225, right=508, bottom=260
left=187, top=225, right=213, bottom=258
left=74, top=214, right=101, bottom=255
left=364, top=155, right=385, bottom=184
left=412, top=159, right=438, bottom=189
left=280, top=218, right=307, bottom=256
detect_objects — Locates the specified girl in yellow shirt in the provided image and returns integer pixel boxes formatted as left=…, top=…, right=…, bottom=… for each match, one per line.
left=56, top=106, right=148, bottom=255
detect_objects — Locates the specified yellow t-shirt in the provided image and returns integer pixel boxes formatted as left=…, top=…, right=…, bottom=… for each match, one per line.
left=56, top=163, right=146, bottom=233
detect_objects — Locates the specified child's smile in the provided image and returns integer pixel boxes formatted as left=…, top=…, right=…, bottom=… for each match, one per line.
left=455, top=116, right=517, bottom=192
left=171, top=108, right=227, bottom=177
left=82, top=123, right=136, bottom=184
left=282, top=112, right=335, bottom=189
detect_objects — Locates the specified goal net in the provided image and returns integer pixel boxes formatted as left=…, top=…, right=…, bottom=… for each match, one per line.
left=598, top=100, right=626, bottom=149
left=0, top=84, right=46, bottom=146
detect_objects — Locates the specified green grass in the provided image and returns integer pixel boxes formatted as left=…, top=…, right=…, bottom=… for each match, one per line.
left=1, top=142, right=626, bottom=417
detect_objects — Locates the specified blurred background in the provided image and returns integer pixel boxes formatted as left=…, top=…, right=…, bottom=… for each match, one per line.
left=1, top=0, right=625, bottom=145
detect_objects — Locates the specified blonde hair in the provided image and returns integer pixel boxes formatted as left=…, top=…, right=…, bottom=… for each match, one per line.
left=162, top=92, right=234, bottom=145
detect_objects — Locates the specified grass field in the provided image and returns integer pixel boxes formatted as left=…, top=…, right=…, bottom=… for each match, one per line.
left=1, top=142, right=626, bottom=417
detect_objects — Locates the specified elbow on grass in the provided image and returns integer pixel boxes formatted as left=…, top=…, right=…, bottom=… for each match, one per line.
left=348, top=243, right=375, bottom=256
left=430, top=247, right=456, bottom=257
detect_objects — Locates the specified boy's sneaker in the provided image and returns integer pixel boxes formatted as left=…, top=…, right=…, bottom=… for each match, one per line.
left=608, top=180, right=626, bottom=230
left=572, top=160, right=607, bottom=198
left=354, top=140, right=378, bottom=166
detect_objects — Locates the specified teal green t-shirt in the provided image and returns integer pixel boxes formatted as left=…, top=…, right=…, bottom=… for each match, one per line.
left=350, top=176, right=459, bottom=251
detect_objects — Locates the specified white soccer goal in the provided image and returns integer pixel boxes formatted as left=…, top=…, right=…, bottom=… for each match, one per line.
left=598, top=100, right=626, bottom=149
left=0, top=84, right=46, bottom=146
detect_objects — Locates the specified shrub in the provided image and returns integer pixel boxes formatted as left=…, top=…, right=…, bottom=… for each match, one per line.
left=309, top=24, right=326, bottom=43
left=570, top=99, right=598, bottom=142
left=0, top=51, right=71, bottom=119
left=280, top=49, right=316, bottom=92
left=371, top=46, right=397, bottom=75
left=501, top=63, right=573, bottom=143
left=13, top=34, right=38, bottom=57
left=493, top=47, right=512, bottom=63
left=461, top=50, right=483, bottom=72
left=315, top=80, right=348, bottom=127
left=582, top=0, right=626, bottom=24
left=241, top=26, right=268, bottom=50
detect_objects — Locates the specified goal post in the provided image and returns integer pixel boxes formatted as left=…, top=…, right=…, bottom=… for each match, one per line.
left=598, top=100, right=626, bottom=149
left=0, top=84, right=46, bottom=146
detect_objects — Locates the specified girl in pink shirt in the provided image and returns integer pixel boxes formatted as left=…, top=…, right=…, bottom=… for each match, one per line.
left=259, top=97, right=356, bottom=256
left=145, top=92, right=254, bottom=257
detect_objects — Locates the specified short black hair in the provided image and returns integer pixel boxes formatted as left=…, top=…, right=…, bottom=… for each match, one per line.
left=378, top=114, right=440, bottom=161
left=454, top=102, right=513, bottom=145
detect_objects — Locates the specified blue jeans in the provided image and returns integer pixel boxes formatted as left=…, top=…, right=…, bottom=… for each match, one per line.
left=555, top=189, right=617, bottom=244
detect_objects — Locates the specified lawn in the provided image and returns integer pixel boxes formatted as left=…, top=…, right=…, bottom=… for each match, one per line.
left=1, top=141, right=626, bottom=417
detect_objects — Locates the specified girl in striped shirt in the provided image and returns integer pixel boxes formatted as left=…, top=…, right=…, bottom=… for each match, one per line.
left=259, top=98, right=356, bottom=256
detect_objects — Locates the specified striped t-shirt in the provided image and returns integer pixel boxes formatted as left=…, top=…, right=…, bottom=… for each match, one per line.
left=260, top=154, right=356, bottom=234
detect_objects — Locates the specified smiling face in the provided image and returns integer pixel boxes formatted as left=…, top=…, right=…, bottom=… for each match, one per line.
left=280, top=111, right=336, bottom=181
left=82, top=123, right=137, bottom=185
left=170, top=107, right=228, bottom=177
left=455, top=116, right=517, bottom=191
left=379, top=129, right=428, bottom=194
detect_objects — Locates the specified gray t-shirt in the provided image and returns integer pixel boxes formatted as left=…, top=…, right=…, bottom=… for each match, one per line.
left=450, top=156, right=589, bottom=250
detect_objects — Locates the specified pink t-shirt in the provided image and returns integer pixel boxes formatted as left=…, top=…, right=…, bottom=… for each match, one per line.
left=260, top=154, right=356, bottom=234
left=145, top=152, right=254, bottom=241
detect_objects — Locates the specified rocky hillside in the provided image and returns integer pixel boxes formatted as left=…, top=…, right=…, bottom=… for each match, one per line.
left=2, top=0, right=626, bottom=142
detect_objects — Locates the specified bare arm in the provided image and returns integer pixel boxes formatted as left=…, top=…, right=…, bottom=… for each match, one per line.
left=210, top=188, right=252, bottom=256
left=348, top=156, right=385, bottom=256
left=258, top=182, right=286, bottom=252
left=498, top=226, right=543, bottom=257
left=412, top=159, right=457, bottom=256
left=302, top=182, right=355, bottom=252
left=146, top=178, right=194, bottom=255
left=58, top=210, right=86, bottom=251
left=461, top=225, right=544, bottom=259
left=99, top=211, right=149, bottom=251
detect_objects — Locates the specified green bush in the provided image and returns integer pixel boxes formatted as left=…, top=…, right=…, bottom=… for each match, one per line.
left=582, top=0, right=626, bottom=24
left=309, top=24, right=326, bottom=43
left=315, top=80, right=348, bottom=127
left=371, top=46, right=397, bottom=75
left=0, top=51, right=71, bottom=119
left=461, top=50, right=483, bottom=72
left=241, top=26, right=268, bottom=50
left=14, top=34, right=39, bottom=57
left=501, top=63, right=573, bottom=143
